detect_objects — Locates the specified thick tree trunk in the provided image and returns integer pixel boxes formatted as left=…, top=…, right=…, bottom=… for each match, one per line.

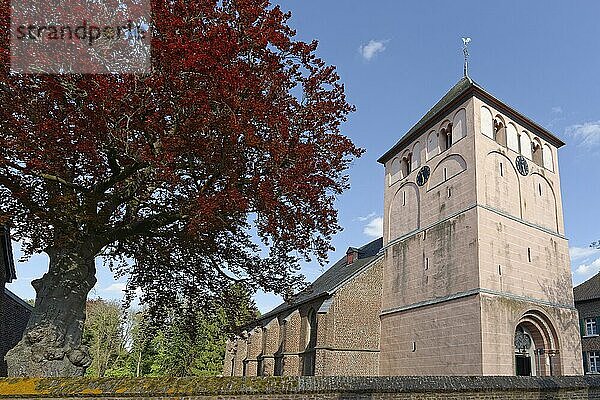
left=5, top=249, right=96, bottom=376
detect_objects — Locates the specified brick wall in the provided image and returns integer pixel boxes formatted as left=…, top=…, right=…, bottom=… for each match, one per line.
left=1, top=376, right=600, bottom=399
left=0, top=289, right=33, bottom=377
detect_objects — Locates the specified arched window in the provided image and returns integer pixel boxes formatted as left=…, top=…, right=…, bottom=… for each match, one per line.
left=439, top=122, right=452, bottom=152
left=411, top=142, right=422, bottom=170
left=507, top=123, right=519, bottom=152
left=400, top=157, right=409, bottom=178
left=494, top=116, right=507, bottom=147
left=481, top=106, right=494, bottom=139
left=427, top=130, right=438, bottom=160
left=543, top=144, right=554, bottom=171
left=452, top=108, right=467, bottom=142
left=532, top=138, right=543, bottom=167
left=520, top=131, right=532, bottom=159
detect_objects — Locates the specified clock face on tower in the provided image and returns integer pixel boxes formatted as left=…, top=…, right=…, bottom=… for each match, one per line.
left=515, top=155, right=529, bottom=176
left=416, top=165, right=430, bottom=186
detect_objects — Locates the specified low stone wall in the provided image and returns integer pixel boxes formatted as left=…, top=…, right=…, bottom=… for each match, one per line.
left=1, top=376, right=600, bottom=399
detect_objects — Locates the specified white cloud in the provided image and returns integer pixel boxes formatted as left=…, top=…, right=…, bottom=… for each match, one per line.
left=356, top=212, right=377, bottom=222
left=571, top=245, right=600, bottom=285
left=575, top=257, right=600, bottom=276
left=359, top=40, right=387, bottom=61
left=551, top=106, right=563, bottom=114
left=565, top=121, right=600, bottom=148
left=363, top=216, right=383, bottom=238
left=104, top=282, right=127, bottom=292
left=570, top=246, right=600, bottom=261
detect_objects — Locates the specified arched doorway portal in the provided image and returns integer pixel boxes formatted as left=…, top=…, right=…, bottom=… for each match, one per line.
left=514, top=310, right=561, bottom=376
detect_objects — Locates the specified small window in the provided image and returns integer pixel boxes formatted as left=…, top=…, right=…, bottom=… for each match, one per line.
left=494, top=118, right=507, bottom=147
left=589, top=351, right=600, bottom=373
left=447, top=187, right=452, bottom=198
left=498, top=265, right=502, bottom=276
left=532, top=139, right=543, bottom=167
left=586, top=318, right=598, bottom=336
left=403, top=191, right=406, bottom=206
left=400, top=157, right=410, bottom=178
left=412, top=341, right=417, bottom=352
left=538, top=183, right=542, bottom=196
left=500, top=162, right=504, bottom=177
left=527, top=248, right=532, bottom=262
left=422, top=230, right=427, bottom=241
left=425, top=257, right=429, bottom=271
left=439, top=124, right=452, bottom=152
left=443, top=167, right=448, bottom=181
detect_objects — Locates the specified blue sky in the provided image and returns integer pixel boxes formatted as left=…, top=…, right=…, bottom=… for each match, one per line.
left=7, top=1, right=600, bottom=313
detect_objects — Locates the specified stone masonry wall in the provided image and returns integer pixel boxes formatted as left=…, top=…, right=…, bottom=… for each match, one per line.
left=228, top=257, right=384, bottom=378
left=316, top=258, right=383, bottom=376
left=2, top=376, right=600, bottom=399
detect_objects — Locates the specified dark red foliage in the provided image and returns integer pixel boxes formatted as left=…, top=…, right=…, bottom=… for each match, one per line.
left=0, top=0, right=361, bottom=316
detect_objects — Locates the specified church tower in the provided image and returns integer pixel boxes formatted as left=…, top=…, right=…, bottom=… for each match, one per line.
left=377, top=77, right=582, bottom=376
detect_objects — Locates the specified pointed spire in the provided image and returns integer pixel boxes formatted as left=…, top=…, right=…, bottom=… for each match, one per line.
left=462, top=37, right=471, bottom=77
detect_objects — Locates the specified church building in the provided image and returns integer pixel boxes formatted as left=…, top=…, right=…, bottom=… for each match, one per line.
left=224, top=75, right=583, bottom=377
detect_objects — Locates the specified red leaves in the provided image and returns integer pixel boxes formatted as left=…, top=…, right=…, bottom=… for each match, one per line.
left=0, top=0, right=361, bottom=305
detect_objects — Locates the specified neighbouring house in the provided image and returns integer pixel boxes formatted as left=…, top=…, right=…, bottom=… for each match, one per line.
left=0, top=226, right=33, bottom=377
left=574, top=272, right=600, bottom=374
left=226, top=74, right=583, bottom=377
left=224, top=237, right=384, bottom=377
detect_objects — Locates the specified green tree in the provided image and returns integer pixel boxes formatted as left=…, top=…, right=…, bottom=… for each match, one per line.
left=147, top=285, right=257, bottom=377
left=151, top=310, right=227, bottom=376
left=82, top=299, right=129, bottom=377
left=126, top=311, right=156, bottom=377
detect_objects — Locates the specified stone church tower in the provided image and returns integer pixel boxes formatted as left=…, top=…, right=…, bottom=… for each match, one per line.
left=378, top=77, right=583, bottom=376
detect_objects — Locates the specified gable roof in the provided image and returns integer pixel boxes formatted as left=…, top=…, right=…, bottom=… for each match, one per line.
left=255, top=237, right=383, bottom=324
left=378, top=76, right=565, bottom=164
left=4, top=288, right=33, bottom=311
left=1, top=226, right=16, bottom=284
left=574, top=272, right=600, bottom=303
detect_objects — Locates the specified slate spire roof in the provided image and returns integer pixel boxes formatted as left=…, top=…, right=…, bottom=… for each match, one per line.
left=254, top=237, right=383, bottom=324
left=377, top=76, right=564, bottom=164
left=574, top=272, right=600, bottom=302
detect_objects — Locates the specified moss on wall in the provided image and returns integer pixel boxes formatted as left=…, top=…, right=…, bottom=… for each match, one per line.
left=2, top=376, right=600, bottom=398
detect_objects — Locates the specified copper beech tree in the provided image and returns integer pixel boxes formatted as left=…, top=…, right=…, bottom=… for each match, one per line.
left=0, top=0, right=362, bottom=376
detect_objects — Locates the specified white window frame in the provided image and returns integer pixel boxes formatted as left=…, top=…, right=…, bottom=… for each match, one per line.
left=586, top=318, right=598, bottom=337
left=589, top=352, right=600, bottom=373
